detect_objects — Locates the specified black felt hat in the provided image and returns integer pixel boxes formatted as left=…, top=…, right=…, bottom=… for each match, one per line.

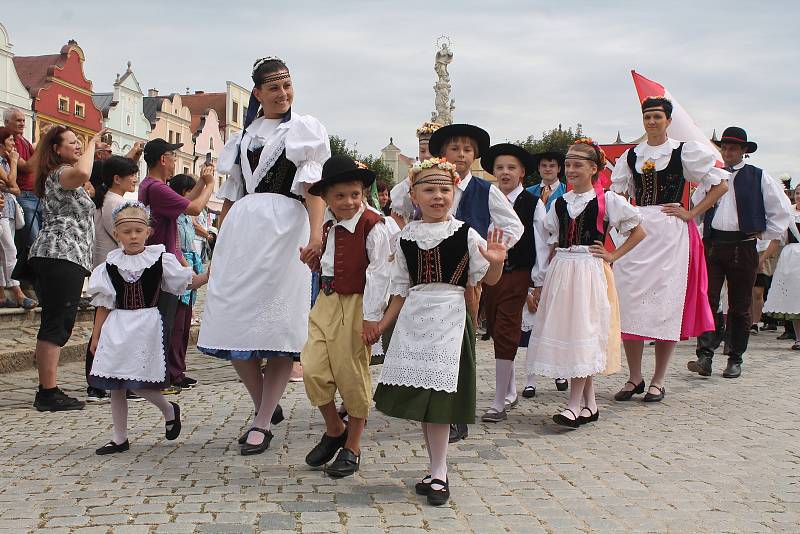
left=481, top=143, right=535, bottom=174
left=713, top=126, right=757, bottom=153
left=428, top=123, right=490, bottom=158
left=308, top=156, right=375, bottom=196
left=531, top=150, right=565, bottom=168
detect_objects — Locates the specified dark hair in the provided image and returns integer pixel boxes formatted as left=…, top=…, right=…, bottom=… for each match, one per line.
left=93, top=155, right=140, bottom=209
left=252, top=58, right=289, bottom=86
left=439, top=136, right=479, bottom=157
left=33, top=125, right=72, bottom=197
left=168, top=173, right=197, bottom=196
left=376, top=180, right=389, bottom=193
left=0, top=126, right=13, bottom=146
left=641, top=97, right=673, bottom=119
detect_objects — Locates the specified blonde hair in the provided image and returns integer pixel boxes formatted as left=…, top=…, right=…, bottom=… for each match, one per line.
left=112, top=200, right=150, bottom=226
left=567, top=142, right=606, bottom=183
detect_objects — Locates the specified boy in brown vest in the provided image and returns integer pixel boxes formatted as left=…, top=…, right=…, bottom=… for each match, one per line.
left=301, top=156, right=391, bottom=477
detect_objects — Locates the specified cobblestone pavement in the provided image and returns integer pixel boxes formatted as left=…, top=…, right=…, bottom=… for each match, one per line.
left=0, top=332, right=798, bottom=533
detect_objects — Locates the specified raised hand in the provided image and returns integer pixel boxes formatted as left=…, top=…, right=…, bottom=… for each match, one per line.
left=478, top=227, right=508, bottom=265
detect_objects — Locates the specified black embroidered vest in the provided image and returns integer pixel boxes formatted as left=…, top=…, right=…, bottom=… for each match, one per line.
left=106, top=255, right=163, bottom=310
left=627, top=143, right=686, bottom=206
left=554, top=196, right=608, bottom=248
left=789, top=222, right=800, bottom=245
left=506, top=190, right=538, bottom=271
left=245, top=147, right=301, bottom=201
left=400, top=223, right=470, bottom=288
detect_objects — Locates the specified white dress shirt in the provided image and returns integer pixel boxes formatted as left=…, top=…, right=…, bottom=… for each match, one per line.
left=504, top=184, right=550, bottom=287
left=321, top=205, right=391, bottom=321
left=544, top=189, right=642, bottom=246
left=454, top=172, right=525, bottom=247
left=692, top=161, right=792, bottom=241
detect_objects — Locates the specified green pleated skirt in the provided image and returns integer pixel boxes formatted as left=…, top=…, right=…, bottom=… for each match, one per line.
left=373, top=314, right=475, bottom=425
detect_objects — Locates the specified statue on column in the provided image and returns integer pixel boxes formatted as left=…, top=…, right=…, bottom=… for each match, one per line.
left=431, top=36, right=455, bottom=125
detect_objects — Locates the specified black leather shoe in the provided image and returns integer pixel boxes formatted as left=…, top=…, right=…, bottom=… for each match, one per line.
left=325, top=447, right=360, bottom=478
left=777, top=331, right=794, bottom=340
left=95, top=440, right=130, bottom=455
left=521, top=385, right=536, bottom=398
left=555, top=378, right=568, bottom=391
left=643, top=384, right=665, bottom=402
left=305, top=429, right=347, bottom=467
left=553, top=408, right=580, bottom=428
left=687, top=356, right=712, bottom=377
left=415, top=475, right=432, bottom=495
left=240, top=428, right=273, bottom=455
left=271, top=404, right=284, bottom=425
left=165, top=402, right=181, bottom=440
left=722, top=361, right=741, bottom=378
left=578, top=407, right=599, bottom=425
left=448, top=424, right=468, bottom=443
left=614, top=380, right=645, bottom=401
left=427, top=478, right=450, bottom=506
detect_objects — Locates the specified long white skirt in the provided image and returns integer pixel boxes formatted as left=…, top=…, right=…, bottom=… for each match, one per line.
left=763, top=243, right=800, bottom=318
left=198, top=193, right=311, bottom=356
left=526, top=249, right=618, bottom=379
left=612, top=205, right=689, bottom=340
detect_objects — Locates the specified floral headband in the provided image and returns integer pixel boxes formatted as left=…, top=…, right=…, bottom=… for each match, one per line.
left=410, top=157, right=460, bottom=187
left=416, top=121, right=443, bottom=138
left=112, top=200, right=150, bottom=226
left=567, top=138, right=607, bottom=168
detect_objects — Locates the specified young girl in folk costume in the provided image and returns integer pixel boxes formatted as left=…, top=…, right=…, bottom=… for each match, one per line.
left=528, top=140, right=646, bottom=427
left=373, top=158, right=508, bottom=506
left=88, top=201, right=193, bottom=454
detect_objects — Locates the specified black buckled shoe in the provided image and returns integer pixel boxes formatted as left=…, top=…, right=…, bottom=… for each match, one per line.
left=415, top=475, right=432, bottom=495
left=165, top=402, right=181, bottom=440
left=722, top=361, right=741, bottom=378
left=687, top=356, right=712, bottom=377
left=552, top=408, right=580, bottom=428
left=521, top=385, right=536, bottom=398
left=427, top=478, right=450, bottom=506
left=240, top=428, right=273, bottom=455
left=324, top=447, right=360, bottom=478
left=95, top=439, right=130, bottom=455
left=578, top=407, right=599, bottom=425
left=305, top=429, right=347, bottom=467
left=643, top=384, right=665, bottom=402
left=555, top=378, right=568, bottom=391
left=614, top=380, right=645, bottom=401
left=448, top=424, right=468, bottom=443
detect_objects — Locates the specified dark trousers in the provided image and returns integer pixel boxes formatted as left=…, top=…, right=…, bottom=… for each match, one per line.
left=168, top=300, right=192, bottom=383
left=696, top=239, right=758, bottom=364
left=158, top=293, right=179, bottom=384
left=482, top=269, right=530, bottom=360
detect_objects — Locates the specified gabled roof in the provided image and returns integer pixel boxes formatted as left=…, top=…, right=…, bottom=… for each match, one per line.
left=142, top=95, right=168, bottom=125
left=12, top=54, right=63, bottom=98
left=92, top=92, right=114, bottom=117
left=181, top=92, right=226, bottom=127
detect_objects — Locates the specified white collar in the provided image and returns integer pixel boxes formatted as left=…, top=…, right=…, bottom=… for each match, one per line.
left=730, top=161, right=746, bottom=171
left=506, top=184, right=524, bottom=203
left=563, top=188, right=597, bottom=202
left=458, top=171, right=473, bottom=191
left=400, top=217, right=463, bottom=249
left=324, top=204, right=366, bottom=233
left=245, top=115, right=291, bottom=139
left=105, top=244, right=165, bottom=271
left=634, top=138, right=680, bottom=159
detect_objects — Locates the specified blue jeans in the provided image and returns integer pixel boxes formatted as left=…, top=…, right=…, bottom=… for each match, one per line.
left=17, top=191, right=42, bottom=242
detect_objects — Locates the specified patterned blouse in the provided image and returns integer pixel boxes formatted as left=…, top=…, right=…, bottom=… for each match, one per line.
left=29, top=165, right=95, bottom=273
left=0, top=157, right=17, bottom=220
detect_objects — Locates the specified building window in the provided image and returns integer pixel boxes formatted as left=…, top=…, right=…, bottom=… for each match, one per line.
left=209, top=138, right=214, bottom=150
left=232, top=101, right=239, bottom=124
left=126, top=114, right=132, bottom=126
left=168, top=130, right=174, bottom=143
left=183, top=166, right=189, bottom=174
left=58, top=96, right=70, bottom=113
left=74, top=102, right=85, bottom=118
left=175, top=133, right=181, bottom=144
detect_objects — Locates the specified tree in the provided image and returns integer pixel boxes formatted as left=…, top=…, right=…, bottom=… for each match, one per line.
left=329, top=135, right=394, bottom=184
left=516, top=124, right=583, bottom=186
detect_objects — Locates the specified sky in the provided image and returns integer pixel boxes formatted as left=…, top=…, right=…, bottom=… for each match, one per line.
left=3, top=1, right=798, bottom=179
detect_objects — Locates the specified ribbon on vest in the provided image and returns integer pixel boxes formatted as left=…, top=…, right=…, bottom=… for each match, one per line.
left=594, top=180, right=606, bottom=234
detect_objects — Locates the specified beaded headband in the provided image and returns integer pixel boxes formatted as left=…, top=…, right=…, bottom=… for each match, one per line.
left=413, top=173, right=457, bottom=187
left=569, top=138, right=607, bottom=168
left=112, top=200, right=150, bottom=227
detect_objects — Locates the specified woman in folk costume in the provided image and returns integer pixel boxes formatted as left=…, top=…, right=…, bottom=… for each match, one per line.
left=527, top=140, right=645, bottom=427
left=763, top=183, right=800, bottom=350
left=88, top=201, right=193, bottom=454
left=373, top=158, right=508, bottom=506
left=197, top=57, right=331, bottom=455
left=610, top=97, right=728, bottom=402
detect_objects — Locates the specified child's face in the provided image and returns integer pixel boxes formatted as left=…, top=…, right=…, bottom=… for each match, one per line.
left=323, top=181, right=364, bottom=221
left=493, top=155, right=525, bottom=196
left=113, top=221, right=151, bottom=254
left=443, top=137, right=476, bottom=176
left=410, top=174, right=454, bottom=222
left=418, top=139, right=432, bottom=161
left=564, top=152, right=597, bottom=191
left=538, top=159, right=561, bottom=183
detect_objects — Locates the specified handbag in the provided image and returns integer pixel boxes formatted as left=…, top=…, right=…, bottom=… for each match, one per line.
left=13, top=197, right=24, bottom=230
left=11, top=199, right=41, bottom=284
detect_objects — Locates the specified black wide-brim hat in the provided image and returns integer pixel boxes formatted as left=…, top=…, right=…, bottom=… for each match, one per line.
left=308, top=155, right=375, bottom=196
left=531, top=150, right=566, bottom=168
left=712, top=126, right=757, bottom=154
left=428, top=123, right=490, bottom=158
left=481, top=143, right=535, bottom=175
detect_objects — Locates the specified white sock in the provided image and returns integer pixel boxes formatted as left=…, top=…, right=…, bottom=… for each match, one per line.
left=110, top=390, right=128, bottom=444
left=492, top=359, right=514, bottom=413
left=421, top=423, right=432, bottom=477
left=249, top=357, right=293, bottom=444
left=505, top=362, right=517, bottom=403
left=131, top=389, right=174, bottom=421
left=427, top=423, right=449, bottom=485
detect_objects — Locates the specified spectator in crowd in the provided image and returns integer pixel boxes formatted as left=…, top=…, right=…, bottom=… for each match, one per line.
left=376, top=179, right=392, bottom=216
left=192, top=207, right=211, bottom=263
left=2, top=108, right=40, bottom=240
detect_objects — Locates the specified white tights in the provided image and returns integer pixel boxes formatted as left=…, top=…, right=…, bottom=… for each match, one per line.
left=109, top=389, right=174, bottom=444
left=422, top=422, right=450, bottom=487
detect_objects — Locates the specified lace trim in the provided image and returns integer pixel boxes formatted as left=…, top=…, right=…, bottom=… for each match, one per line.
left=400, top=219, right=463, bottom=249
left=247, top=137, right=286, bottom=191
left=378, top=348, right=462, bottom=393
left=104, top=245, right=165, bottom=271
left=90, top=311, right=166, bottom=383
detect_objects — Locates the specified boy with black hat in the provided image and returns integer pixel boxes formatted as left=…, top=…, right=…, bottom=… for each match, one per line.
left=427, top=124, right=524, bottom=442
left=688, top=126, right=791, bottom=379
left=301, top=156, right=391, bottom=477
left=479, top=143, right=549, bottom=422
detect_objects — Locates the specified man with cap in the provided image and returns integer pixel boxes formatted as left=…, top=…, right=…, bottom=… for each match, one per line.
left=688, top=127, right=791, bottom=379
left=427, top=123, right=524, bottom=442
left=479, top=143, right=549, bottom=422
left=139, top=138, right=216, bottom=391
left=527, top=150, right=567, bottom=211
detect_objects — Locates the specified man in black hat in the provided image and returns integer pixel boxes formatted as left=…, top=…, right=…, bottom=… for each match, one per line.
left=688, top=127, right=792, bottom=378
left=526, top=150, right=567, bottom=211
left=139, top=138, right=216, bottom=392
